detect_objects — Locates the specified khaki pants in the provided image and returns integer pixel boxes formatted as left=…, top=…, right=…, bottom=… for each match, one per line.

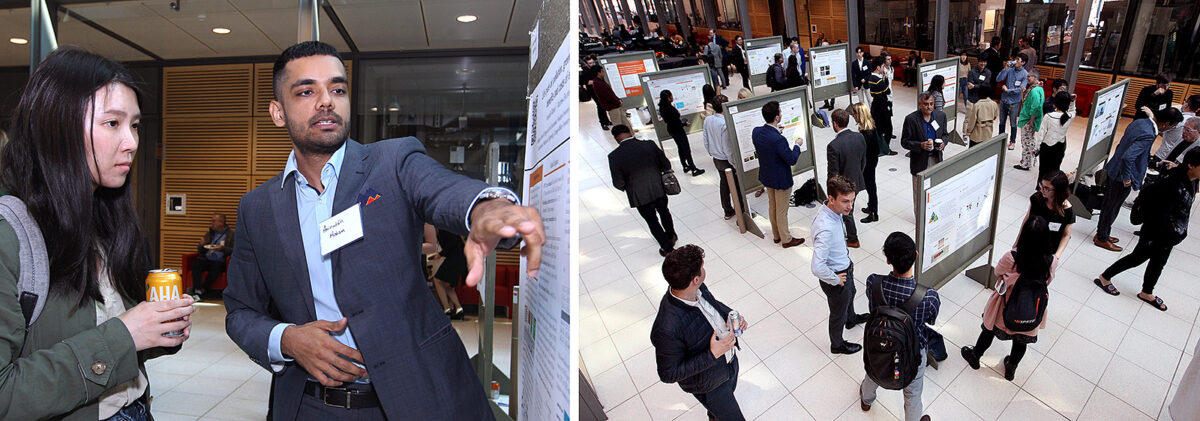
left=607, top=107, right=631, bottom=129
left=766, top=187, right=793, bottom=243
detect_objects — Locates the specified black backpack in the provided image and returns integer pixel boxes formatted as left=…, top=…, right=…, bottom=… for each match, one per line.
left=790, top=179, right=820, bottom=207
left=1002, top=275, right=1048, bottom=333
left=863, top=278, right=927, bottom=390
left=766, top=64, right=781, bottom=90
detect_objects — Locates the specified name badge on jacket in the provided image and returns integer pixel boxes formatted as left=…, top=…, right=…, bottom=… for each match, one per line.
left=320, top=203, right=365, bottom=255
left=931, top=120, right=940, bottom=131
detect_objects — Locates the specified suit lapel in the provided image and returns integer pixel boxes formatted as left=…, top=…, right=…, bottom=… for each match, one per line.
left=329, top=140, right=370, bottom=308
left=271, top=173, right=317, bottom=320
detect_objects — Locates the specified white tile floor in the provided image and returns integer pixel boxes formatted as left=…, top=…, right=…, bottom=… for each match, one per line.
left=579, top=73, right=1200, bottom=421
left=147, top=300, right=509, bottom=420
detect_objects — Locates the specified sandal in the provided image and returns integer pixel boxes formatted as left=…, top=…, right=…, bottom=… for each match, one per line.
left=1094, top=278, right=1120, bottom=296
left=1139, top=295, right=1168, bottom=311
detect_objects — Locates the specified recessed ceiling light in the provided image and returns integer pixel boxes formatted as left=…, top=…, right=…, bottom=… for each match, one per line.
left=212, top=27, right=231, bottom=34
left=457, top=68, right=473, bottom=74
left=387, top=107, right=400, bottom=112
left=9, top=37, right=28, bottom=45
left=370, top=107, right=378, bottom=112
left=457, top=15, right=477, bottom=23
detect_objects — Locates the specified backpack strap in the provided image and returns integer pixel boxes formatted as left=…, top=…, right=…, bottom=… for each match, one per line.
left=870, top=277, right=887, bottom=311
left=902, top=284, right=929, bottom=316
left=0, top=196, right=50, bottom=328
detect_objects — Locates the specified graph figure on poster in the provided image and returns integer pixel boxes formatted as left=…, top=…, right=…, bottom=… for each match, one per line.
left=647, top=72, right=707, bottom=121
left=921, top=155, right=998, bottom=271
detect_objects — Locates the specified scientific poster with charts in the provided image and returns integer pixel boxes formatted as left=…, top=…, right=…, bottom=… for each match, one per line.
left=812, top=49, right=847, bottom=88
left=647, top=72, right=707, bottom=119
left=604, top=58, right=657, bottom=98
left=727, top=99, right=809, bottom=172
left=748, top=45, right=780, bottom=75
left=520, top=35, right=570, bottom=421
left=1089, top=87, right=1125, bottom=149
left=922, top=155, right=997, bottom=271
left=920, top=65, right=957, bottom=108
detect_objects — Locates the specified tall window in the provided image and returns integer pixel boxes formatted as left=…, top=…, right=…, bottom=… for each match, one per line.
left=1117, top=0, right=1199, bottom=81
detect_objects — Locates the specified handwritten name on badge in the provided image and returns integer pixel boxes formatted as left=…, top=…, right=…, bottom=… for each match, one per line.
left=320, top=203, right=364, bottom=255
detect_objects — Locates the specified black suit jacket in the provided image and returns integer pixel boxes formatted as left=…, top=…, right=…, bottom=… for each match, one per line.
left=609, top=139, right=672, bottom=208
left=901, top=110, right=948, bottom=175
left=649, top=284, right=739, bottom=394
left=224, top=139, right=494, bottom=420
left=828, top=129, right=867, bottom=192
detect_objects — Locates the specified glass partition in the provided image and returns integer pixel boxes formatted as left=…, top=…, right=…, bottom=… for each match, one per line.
left=1117, top=0, right=1198, bottom=82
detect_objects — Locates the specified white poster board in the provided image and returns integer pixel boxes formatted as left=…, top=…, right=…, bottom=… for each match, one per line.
left=920, top=65, right=958, bottom=108
left=811, top=48, right=848, bottom=88
left=726, top=97, right=810, bottom=172
left=1088, top=87, right=1125, bottom=149
left=604, top=57, right=658, bottom=99
left=921, top=155, right=998, bottom=270
left=748, top=45, right=781, bottom=75
left=646, top=72, right=708, bottom=120
left=519, top=35, right=571, bottom=421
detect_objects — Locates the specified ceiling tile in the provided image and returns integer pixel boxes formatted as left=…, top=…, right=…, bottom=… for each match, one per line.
left=334, top=2, right=428, bottom=51
left=422, top=0, right=516, bottom=48
left=164, top=11, right=280, bottom=57
left=0, top=8, right=32, bottom=67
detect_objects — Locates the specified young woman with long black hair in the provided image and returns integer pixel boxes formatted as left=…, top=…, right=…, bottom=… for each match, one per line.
left=0, top=47, right=195, bottom=420
left=658, top=89, right=703, bottom=176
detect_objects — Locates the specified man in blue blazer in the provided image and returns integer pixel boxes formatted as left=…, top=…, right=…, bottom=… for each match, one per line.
left=1094, top=107, right=1184, bottom=252
left=224, top=42, right=545, bottom=420
left=752, top=101, right=806, bottom=248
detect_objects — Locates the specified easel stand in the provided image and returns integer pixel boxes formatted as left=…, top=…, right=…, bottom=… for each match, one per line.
left=726, top=168, right=764, bottom=238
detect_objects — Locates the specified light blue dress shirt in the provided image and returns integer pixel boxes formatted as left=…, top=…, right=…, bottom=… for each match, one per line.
left=267, top=142, right=354, bottom=368
left=811, top=204, right=852, bottom=285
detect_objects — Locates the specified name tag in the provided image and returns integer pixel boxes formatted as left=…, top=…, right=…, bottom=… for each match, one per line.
left=862, top=65, right=868, bottom=71
left=979, top=75, right=986, bottom=81
left=1159, top=104, right=1167, bottom=110
left=931, top=120, right=940, bottom=131
left=1048, top=222, right=1062, bottom=232
left=1015, top=81, right=1022, bottom=87
left=320, top=203, right=365, bottom=255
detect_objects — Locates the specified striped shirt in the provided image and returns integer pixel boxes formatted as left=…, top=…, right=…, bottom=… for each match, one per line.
left=865, top=274, right=941, bottom=349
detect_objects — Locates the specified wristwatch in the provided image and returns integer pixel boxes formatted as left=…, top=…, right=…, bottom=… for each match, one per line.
left=474, top=188, right=524, bottom=251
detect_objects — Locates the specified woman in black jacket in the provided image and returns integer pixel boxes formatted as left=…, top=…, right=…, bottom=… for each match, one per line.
left=1095, top=147, right=1200, bottom=311
left=785, top=55, right=804, bottom=88
left=659, top=89, right=704, bottom=176
left=850, top=102, right=882, bottom=223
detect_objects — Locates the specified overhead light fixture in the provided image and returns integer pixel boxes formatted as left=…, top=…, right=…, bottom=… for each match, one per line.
left=457, top=68, right=473, bottom=74
left=370, top=107, right=378, bottom=112
left=9, top=37, right=28, bottom=45
left=457, top=15, right=477, bottom=23
left=212, top=27, right=231, bottom=34
left=387, top=107, right=399, bottom=112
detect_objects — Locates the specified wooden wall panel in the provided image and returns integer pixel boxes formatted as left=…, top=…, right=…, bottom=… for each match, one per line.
left=159, top=175, right=249, bottom=268
left=252, top=118, right=292, bottom=176
left=1189, top=85, right=1200, bottom=103
left=1169, top=82, right=1188, bottom=106
left=163, top=64, right=253, bottom=117
left=162, top=118, right=252, bottom=174
left=1077, top=70, right=1112, bottom=87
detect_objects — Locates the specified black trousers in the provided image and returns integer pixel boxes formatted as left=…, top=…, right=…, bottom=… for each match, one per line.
left=864, top=157, right=879, bottom=213
left=670, top=129, right=698, bottom=172
left=1096, top=179, right=1132, bottom=242
left=718, top=65, right=730, bottom=88
left=843, top=210, right=859, bottom=243
left=190, top=258, right=226, bottom=294
left=1038, top=142, right=1066, bottom=177
left=635, top=196, right=677, bottom=251
left=819, top=265, right=857, bottom=348
left=596, top=99, right=612, bottom=126
left=1101, top=237, right=1174, bottom=295
left=693, top=357, right=744, bottom=421
left=972, top=329, right=1027, bottom=364
left=872, top=101, right=894, bottom=149
left=736, top=63, right=750, bottom=88
left=713, top=158, right=746, bottom=217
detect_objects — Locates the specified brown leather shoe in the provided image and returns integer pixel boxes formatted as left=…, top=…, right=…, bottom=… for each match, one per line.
left=782, top=238, right=805, bottom=248
left=847, top=241, right=861, bottom=248
left=1093, top=235, right=1123, bottom=252
left=1111, top=237, right=1120, bottom=244
left=860, top=387, right=870, bottom=411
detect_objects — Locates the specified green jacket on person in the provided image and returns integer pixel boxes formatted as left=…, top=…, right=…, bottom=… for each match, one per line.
left=1017, top=86, right=1045, bottom=132
left=0, top=218, right=177, bottom=420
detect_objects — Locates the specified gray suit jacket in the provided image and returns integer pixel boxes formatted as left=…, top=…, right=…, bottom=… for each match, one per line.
left=224, top=138, right=494, bottom=420
left=828, top=129, right=867, bottom=192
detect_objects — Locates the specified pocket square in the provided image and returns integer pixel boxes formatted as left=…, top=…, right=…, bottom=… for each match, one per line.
left=357, top=188, right=382, bottom=206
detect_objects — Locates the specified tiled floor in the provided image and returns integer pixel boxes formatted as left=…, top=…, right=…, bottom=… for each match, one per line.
left=579, top=74, right=1200, bottom=421
left=148, top=300, right=510, bottom=420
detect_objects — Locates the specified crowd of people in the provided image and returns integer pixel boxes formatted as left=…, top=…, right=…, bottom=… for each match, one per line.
left=592, top=30, right=1200, bottom=421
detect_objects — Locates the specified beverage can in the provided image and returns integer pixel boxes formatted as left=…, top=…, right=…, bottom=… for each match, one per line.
left=146, top=269, right=184, bottom=337
left=490, top=381, right=500, bottom=399
left=728, top=310, right=743, bottom=337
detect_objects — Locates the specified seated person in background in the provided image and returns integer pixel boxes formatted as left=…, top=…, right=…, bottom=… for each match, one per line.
left=192, top=213, right=235, bottom=299
left=1133, top=74, right=1174, bottom=120
left=651, top=245, right=748, bottom=421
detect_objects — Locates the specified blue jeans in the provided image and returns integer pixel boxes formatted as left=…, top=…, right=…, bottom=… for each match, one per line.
left=102, top=400, right=148, bottom=421
left=997, top=101, right=1021, bottom=143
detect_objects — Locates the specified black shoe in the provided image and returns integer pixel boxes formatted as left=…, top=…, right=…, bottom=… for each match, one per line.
left=961, top=346, right=981, bottom=370
left=845, top=314, right=870, bottom=330
left=444, top=308, right=454, bottom=318
left=659, top=248, right=671, bottom=257
left=602, top=125, right=612, bottom=130
left=672, top=234, right=678, bottom=244
left=887, top=151, right=898, bottom=156
left=862, top=207, right=870, bottom=213
left=692, top=168, right=706, bottom=176
left=451, top=308, right=466, bottom=320
left=1003, top=356, right=1017, bottom=381
left=860, top=212, right=879, bottom=223
left=831, top=343, right=863, bottom=355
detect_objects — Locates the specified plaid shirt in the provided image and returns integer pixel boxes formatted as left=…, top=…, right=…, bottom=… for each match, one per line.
left=865, top=274, right=941, bottom=350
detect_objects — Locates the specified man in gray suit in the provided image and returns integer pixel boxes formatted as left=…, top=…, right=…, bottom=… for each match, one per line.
left=827, top=109, right=867, bottom=248
left=704, top=29, right=728, bottom=88
left=901, top=93, right=948, bottom=218
left=224, top=41, right=545, bottom=420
